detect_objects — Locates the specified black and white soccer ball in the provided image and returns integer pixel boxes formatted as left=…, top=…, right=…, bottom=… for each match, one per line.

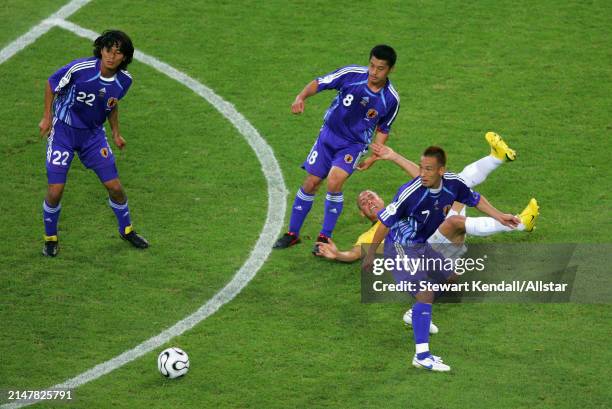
left=157, top=347, right=190, bottom=379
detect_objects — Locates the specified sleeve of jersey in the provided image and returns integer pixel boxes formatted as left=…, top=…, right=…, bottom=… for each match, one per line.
left=377, top=92, right=400, bottom=134
left=118, top=75, right=133, bottom=100
left=456, top=182, right=481, bottom=207
left=316, top=66, right=361, bottom=92
left=48, top=60, right=78, bottom=93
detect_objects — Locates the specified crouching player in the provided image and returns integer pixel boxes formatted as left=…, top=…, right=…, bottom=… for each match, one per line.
left=365, top=146, right=539, bottom=371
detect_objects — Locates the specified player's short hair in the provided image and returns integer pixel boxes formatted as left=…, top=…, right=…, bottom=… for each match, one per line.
left=423, top=146, right=447, bottom=167
left=93, top=30, right=134, bottom=71
left=370, top=45, right=397, bottom=68
left=356, top=190, right=379, bottom=209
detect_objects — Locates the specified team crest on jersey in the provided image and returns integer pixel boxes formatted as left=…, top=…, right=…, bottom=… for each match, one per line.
left=107, top=97, right=118, bottom=109
left=100, top=147, right=109, bottom=158
left=366, top=108, right=378, bottom=119
left=443, top=204, right=451, bottom=216
left=344, top=154, right=354, bottom=164
left=98, top=88, right=107, bottom=97
left=360, top=96, right=369, bottom=106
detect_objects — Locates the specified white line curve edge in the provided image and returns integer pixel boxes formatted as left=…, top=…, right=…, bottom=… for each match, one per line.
left=1, top=1, right=287, bottom=407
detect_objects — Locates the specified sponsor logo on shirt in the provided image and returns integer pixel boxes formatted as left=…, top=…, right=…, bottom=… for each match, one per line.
left=360, top=96, right=369, bottom=106
left=98, top=88, right=107, bottom=97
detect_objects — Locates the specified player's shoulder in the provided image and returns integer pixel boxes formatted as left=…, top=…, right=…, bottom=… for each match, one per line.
left=385, top=79, right=400, bottom=103
left=117, top=69, right=133, bottom=86
left=64, top=56, right=97, bottom=71
left=319, top=65, right=367, bottom=83
left=443, top=172, right=468, bottom=187
left=395, top=177, right=424, bottom=201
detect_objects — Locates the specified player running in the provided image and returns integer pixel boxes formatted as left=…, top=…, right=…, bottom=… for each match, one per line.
left=38, top=30, right=148, bottom=257
left=365, top=145, right=539, bottom=372
left=273, top=45, right=400, bottom=253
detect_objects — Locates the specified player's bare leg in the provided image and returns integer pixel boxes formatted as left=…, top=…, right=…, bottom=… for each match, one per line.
left=42, top=183, right=65, bottom=257
left=103, top=178, right=148, bottom=249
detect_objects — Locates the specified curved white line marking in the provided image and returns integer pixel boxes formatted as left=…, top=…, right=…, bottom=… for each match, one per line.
left=1, top=8, right=286, bottom=409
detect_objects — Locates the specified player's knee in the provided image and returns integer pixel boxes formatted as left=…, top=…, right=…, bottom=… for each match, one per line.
left=445, top=215, right=466, bottom=231
left=105, top=182, right=126, bottom=202
left=302, top=177, right=321, bottom=194
left=46, top=185, right=65, bottom=205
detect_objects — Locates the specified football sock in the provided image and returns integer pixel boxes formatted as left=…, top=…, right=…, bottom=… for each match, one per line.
left=288, top=187, right=315, bottom=235
left=412, top=302, right=433, bottom=359
left=465, top=216, right=525, bottom=236
left=108, top=198, right=132, bottom=235
left=458, top=155, right=502, bottom=188
left=42, top=200, right=61, bottom=237
left=446, top=206, right=466, bottom=218
left=321, top=192, right=344, bottom=237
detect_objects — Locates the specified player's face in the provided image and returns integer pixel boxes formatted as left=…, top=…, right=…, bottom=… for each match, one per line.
left=419, top=156, right=445, bottom=188
left=358, top=190, right=385, bottom=221
left=100, top=44, right=125, bottom=73
left=368, top=57, right=392, bottom=87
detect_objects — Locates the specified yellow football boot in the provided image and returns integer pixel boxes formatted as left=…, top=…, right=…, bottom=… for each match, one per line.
left=518, top=198, right=539, bottom=232
left=485, top=131, right=516, bottom=161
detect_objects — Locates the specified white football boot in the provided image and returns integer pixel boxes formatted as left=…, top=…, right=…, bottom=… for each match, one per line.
left=412, top=354, right=451, bottom=372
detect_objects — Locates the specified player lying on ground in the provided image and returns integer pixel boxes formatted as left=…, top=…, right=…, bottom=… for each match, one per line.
left=39, top=30, right=148, bottom=257
left=315, top=132, right=518, bottom=263
left=273, top=45, right=400, bottom=254
left=316, top=132, right=528, bottom=334
left=365, top=145, right=539, bottom=372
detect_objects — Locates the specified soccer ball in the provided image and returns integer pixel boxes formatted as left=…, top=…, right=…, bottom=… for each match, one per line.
left=157, top=347, right=190, bottom=379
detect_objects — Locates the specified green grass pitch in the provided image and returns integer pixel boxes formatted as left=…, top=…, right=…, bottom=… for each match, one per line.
left=0, top=1, right=611, bottom=408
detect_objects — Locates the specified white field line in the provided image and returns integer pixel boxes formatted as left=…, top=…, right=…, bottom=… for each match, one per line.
left=1, top=8, right=286, bottom=409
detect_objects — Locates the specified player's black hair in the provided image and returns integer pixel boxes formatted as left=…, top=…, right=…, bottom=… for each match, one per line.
left=423, top=146, right=447, bottom=167
left=93, top=30, right=134, bottom=71
left=370, top=44, right=397, bottom=68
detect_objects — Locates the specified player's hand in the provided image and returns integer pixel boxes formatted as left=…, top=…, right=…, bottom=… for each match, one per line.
left=370, top=143, right=395, bottom=161
left=497, top=213, right=520, bottom=229
left=357, top=155, right=378, bottom=171
left=113, top=134, right=126, bottom=150
left=39, top=116, right=51, bottom=137
left=315, top=239, right=338, bottom=259
left=291, top=96, right=305, bottom=114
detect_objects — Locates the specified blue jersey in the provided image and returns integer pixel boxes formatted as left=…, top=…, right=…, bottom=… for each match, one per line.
left=316, top=65, right=400, bottom=144
left=48, top=57, right=132, bottom=129
left=377, top=173, right=481, bottom=245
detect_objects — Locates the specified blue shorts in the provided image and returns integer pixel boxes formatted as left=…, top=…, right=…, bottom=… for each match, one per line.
left=384, top=240, right=454, bottom=297
left=45, top=119, right=118, bottom=184
left=301, top=126, right=368, bottom=179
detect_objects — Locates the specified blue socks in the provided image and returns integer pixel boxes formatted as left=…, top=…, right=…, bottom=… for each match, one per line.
left=108, top=198, right=132, bottom=235
left=288, top=188, right=315, bottom=235
left=321, top=192, right=343, bottom=237
left=412, top=302, right=433, bottom=359
left=42, top=200, right=61, bottom=237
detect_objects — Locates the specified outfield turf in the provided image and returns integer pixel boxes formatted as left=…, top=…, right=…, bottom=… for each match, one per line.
left=0, top=1, right=611, bottom=408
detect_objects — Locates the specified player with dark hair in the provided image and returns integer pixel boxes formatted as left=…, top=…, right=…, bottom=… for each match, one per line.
left=365, top=145, right=539, bottom=371
left=274, top=44, right=400, bottom=253
left=38, top=30, right=148, bottom=257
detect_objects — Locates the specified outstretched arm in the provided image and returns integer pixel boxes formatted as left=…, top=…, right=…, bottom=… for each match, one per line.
left=475, top=195, right=520, bottom=228
left=370, top=143, right=419, bottom=178
left=357, top=131, right=389, bottom=171
left=291, top=80, right=319, bottom=114
left=38, top=81, right=55, bottom=137
left=316, top=239, right=362, bottom=263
